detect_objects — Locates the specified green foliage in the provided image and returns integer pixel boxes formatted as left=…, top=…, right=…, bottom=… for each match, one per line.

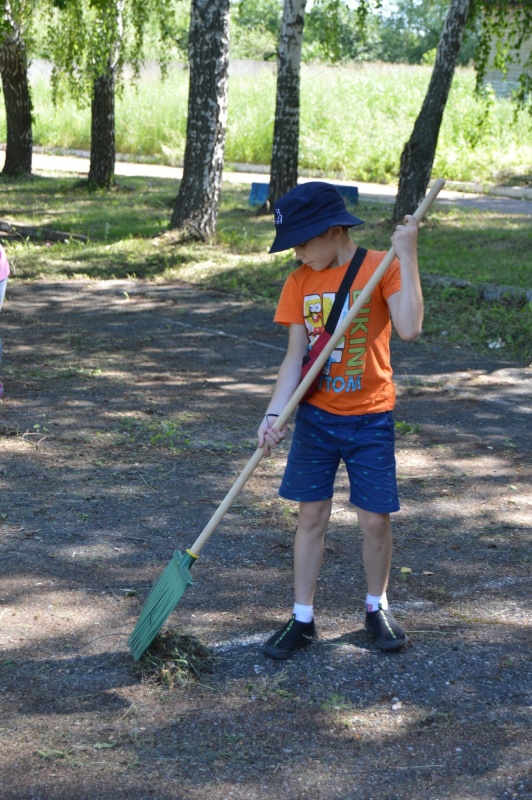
left=378, top=0, right=446, bottom=62
left=229, top=0, right=280, bottom=60
left=472, top=0, right=532, bottom=115
left=0, top=0, right=37, bottom=44
left=374, top=0, right=477, bottom=66
left=230, top=24, right=278, bottom=61
left=302, top=0, right=383, bottom=63
left=44, top=0, right=187, bottom=107
left=228, top=0, right=477, bottom=66
left=231, top=0, right=282, bottom=35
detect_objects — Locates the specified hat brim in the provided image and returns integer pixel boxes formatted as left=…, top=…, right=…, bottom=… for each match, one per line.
left=269, top=212, right=365, bottom=254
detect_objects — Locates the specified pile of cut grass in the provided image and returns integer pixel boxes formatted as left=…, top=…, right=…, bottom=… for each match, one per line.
left=137, top=631, right=216, bottom=688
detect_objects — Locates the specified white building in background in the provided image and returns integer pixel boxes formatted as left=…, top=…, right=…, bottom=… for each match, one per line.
left=484, top=6, right=532, bottom=98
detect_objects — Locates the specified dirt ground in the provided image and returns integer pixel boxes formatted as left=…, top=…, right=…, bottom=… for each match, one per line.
left=0, top=278, right=530, bottom=800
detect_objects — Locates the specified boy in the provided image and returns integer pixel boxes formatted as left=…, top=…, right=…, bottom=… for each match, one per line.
left=257, top=181, right=422, bottom=659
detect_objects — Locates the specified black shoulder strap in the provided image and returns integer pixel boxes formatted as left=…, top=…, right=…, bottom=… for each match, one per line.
left=325, top=246, right=367, bottom=334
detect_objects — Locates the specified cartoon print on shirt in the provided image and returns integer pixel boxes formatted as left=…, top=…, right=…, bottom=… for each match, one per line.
left=305, top=300, right=325, bottom=337
left=303, top=289, right=370, bottom=393
left=303, top=292, right=344, bottom=375
left=304, top=294, right=332, bottom=347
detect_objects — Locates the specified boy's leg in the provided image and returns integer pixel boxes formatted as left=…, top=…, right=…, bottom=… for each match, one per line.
left=264, top=499, right=331, bottom=659
left=294, top=499, right=332, bottom=605
left=356, top=507, right=408, bottom=651
left=357, top=508, right=392, bottom=597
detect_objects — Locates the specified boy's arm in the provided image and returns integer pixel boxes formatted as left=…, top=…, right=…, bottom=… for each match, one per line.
left=258, top=323, right=309, bottom=455
left=386, top=215, right=424, bottom=341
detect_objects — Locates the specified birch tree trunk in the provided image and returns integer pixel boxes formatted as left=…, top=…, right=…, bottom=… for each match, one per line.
left=266, top=0, right=306, bottom=212
left=88, top=67, right=116, bottom=189
left=86, top=0, right=125, bottom=190
left=169, top=0, right=231, bottom=239
left=0, top=33, right=32, bottom=176
left=392, top=0, right=471, bottom=222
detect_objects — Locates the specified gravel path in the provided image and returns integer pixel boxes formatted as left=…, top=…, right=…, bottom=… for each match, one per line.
left=0, top=278, right=530, bottom=800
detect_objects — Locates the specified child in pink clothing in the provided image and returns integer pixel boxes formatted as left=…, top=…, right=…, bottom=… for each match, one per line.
left=0, top=244, right=11, bottom=398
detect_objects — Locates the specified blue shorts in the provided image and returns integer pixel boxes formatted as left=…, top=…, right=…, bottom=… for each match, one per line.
left=279, top=403, right=400, bottom=513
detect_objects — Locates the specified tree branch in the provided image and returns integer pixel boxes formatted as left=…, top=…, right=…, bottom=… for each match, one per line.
left=0, top=220, right=88, bottom=243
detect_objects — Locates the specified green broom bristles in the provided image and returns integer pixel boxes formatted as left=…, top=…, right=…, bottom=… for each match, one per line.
left=128, top=550, right=195, bottom=661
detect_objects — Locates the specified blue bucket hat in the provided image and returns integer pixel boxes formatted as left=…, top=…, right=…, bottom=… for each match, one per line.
left=269, top=181, right=364, bottom=254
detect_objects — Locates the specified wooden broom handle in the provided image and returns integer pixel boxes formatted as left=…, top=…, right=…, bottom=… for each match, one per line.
left=189, top=178, right=445, bottom=555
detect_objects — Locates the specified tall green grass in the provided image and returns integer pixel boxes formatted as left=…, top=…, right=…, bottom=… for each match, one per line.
left=18, top=62, right=532, bottom=184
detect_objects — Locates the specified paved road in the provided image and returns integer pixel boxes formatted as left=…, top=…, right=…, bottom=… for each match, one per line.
left=27, top=152, right=532, bottom=216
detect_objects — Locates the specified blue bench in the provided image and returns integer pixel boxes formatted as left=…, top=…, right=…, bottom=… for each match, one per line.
left=249, top=181, right=358, bottom=206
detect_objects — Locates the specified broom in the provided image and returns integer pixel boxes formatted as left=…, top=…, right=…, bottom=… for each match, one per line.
left=128, top=178, right=445, bottom=660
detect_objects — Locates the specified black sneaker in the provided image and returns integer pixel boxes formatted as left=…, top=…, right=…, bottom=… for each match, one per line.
left=263, top=615, right=317, bottom=660
left=365, top=606, right=408, bottom=651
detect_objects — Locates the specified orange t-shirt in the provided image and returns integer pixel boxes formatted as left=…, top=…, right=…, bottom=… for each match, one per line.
left=274, top=250, right=402, bottom=415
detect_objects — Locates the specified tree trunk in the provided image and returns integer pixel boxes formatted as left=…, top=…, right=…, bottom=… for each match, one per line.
left=265, top=0, right=306, bottom=212
left=0, top=34, right=33, bottom=176
left=392, top=0, right=471, bottom=222
left=88, top=67, right=116, bottom=189
left=169, top=0, right=231, bottom=239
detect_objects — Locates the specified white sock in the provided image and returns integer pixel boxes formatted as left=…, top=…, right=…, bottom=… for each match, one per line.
left=293, top=603, right=313, bottom=623
left=366, top=593, right=388, bottom=613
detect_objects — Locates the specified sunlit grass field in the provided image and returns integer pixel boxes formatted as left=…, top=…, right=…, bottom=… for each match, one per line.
left=21, top=61, right=532, bottom=185
left=3, top=177, right=531, bottom=362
